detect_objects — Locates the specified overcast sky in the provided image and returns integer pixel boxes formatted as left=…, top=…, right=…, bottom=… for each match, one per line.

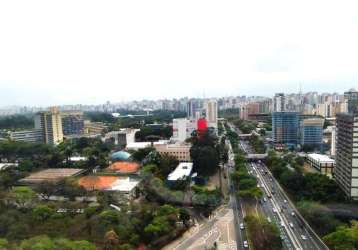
left=0, top=0, right=357, bottom=106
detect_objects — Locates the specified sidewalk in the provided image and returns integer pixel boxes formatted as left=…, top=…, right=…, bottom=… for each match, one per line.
left=162, top=205, right=228, bottom=250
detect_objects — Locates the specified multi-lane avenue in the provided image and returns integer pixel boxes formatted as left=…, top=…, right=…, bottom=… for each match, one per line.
left=228, top=122, right=328, bottom=250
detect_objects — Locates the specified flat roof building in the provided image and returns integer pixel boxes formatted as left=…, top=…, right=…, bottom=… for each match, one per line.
left=20, top=168, right=85, bottom=184
left=306, top=153, right=335, bottom=177
left=10, top=129, right=43, bottom=143
left=167, top=162, right=193, bottom=181
left=78, top=176, right=140, bottom=197
left=154, top=142, right=191, bottom=162
left=107, top=162, right=141, bottom=174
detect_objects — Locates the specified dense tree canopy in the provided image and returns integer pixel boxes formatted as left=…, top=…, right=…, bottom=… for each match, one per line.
left=244, top=215, right=282, bottom=250
left=323, top=221, right=358, bottom=250
left=190, top=131, right=220, bottom=177
left=0, top=115, right=34, bottom=130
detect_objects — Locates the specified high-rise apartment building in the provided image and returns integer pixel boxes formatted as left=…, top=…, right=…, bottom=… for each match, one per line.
left=272, top=112, right=299, bottom=148
left=273, top=93, right=286, bottom=112
left=204, top=100, right=218, bottom=129
left=186, top=99, right=203, bottom=119
left=345, top=88, right=358, bottom=114
left=300, top=118, right=324, bottom=149
left=35, top=107, right=64, bottom=145
left=335, top=89, right=358, bottom=200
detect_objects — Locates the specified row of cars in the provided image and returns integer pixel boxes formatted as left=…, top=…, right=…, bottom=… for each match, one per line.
left=239, top=223, right=249, bottom=248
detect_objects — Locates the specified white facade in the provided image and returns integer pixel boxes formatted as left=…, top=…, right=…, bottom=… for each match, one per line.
left=126, top=140, right=168, bottom=151
left=331, top=126, right=336, bottom=156
left=273, top=93, right=285, bottom=112
left=171, top=118, right=196, bottom=142
left=205, top=100, right=218, bottom=128
left=104, top=128, right=139, bottom=146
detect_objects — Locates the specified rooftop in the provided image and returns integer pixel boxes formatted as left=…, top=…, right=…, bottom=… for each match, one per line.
left=126, top=140, right=168, bottom=150
left=167, top=162, right=193, bottom=181
left=20, top=168, right=85, bottom=183
left=111, top=151, right=131, bottom=161
left=307, top=153, right=335, bottom=164
left=69, top=156, right=87, bottom=162
left=107, top=162, right=141, bottom=174
left=79, top=176, right=140, bottom=192
left=0, top=163, right=18, bottom=171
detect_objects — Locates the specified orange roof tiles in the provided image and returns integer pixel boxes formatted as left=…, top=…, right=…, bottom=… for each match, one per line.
left=79, top=176, right=119, bottom=190
left=107, top=161, right=140, bottom=173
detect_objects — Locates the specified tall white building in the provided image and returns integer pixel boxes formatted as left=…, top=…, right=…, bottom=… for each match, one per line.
left=273, top=93, right=286, bottom=112
left=171, top=118, right=196, bottom=142
left=331, top=126, right=336, bottom=156
left=205, top=100, right=218, bottom=129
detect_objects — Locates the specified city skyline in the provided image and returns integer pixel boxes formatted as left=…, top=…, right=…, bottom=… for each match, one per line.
left=1, top=1, right=358, bottom=106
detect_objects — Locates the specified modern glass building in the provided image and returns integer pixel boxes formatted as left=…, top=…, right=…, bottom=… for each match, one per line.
left=272, top=112, right=299, bottom=148
left=300, top=118, right=324, bottom=149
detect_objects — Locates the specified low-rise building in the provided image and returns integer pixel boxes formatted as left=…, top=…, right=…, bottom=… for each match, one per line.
left=104, top=128, right=139, bottom=148
left=10, top=129, right=43, bottom=143
left=79, top=176, right=140, bottom=197
left=154, top=142, right=191, bottom=162
left=167, top=162, right=193, bottom=182
left=306, top=153, right=335, bottom=177
left=20, top=168, right=86, bottom=184
left=84, top=121, right=107, bottom=135
left=107, top=162, right=141, bottom=174
left=125, top=140, right=168, bottom=151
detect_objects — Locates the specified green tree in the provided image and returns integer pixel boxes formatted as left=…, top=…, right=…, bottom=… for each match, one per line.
left=32, top=205, right=54, bottom=222
left=323, top=221, right=358, bottom=250
left=190, top=145, right=219, bottom=176
left=0, top=238, right=9, bottom=250
left=8, top=186, right=36, bottom=208
left=244, top=215, right=282, bottom=250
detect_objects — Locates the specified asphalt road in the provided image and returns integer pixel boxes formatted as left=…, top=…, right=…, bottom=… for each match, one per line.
left=238, top=139, right=328, bottom=250
left=226, top=138, right=248, bottom=250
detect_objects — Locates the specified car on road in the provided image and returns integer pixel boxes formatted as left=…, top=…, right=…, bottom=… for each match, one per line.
left=291, top=212, right=295, bottom=216
left=273, top=208, right=278, bottom=213
left=243, top=240, right=249, bottom=248
left=263, top=197, right=267, bottom=202
left=289, top=222, right=294, bottom=228
left=240, top=223, right=245, bottom=230
left=301, top=235, right=307, bottom=240
left=280, top=221, right=285, bottom=227
left=267, top=217, right=272, bottom=223
left=284, top=199, right=287, bottom=203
